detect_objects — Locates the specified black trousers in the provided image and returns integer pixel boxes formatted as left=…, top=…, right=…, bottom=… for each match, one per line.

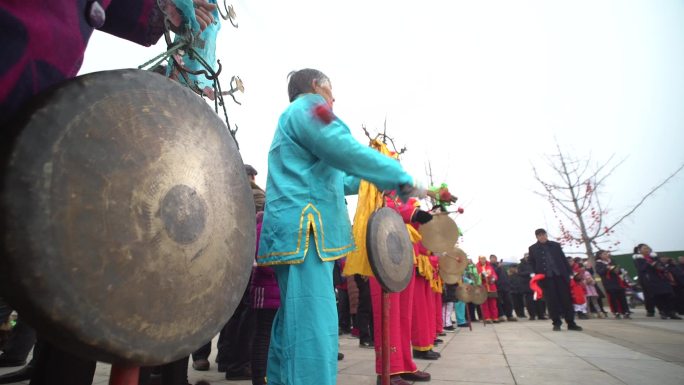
left=354, top=275, right=373, bottom=344
left=511, top=293, right=526, bottom=317
left=337, top=290, right=351, bottom=332
left=674, top=286, right=684, bottom=315
left=653, top=293, right=675, bottom=316
left=192, top=300, right=254, bottom=373
left=29, top=339, right=96, bottom=385
left=467, top=303, right=482, bottom=321
left=497, top=289, right=514, bottom=318
left=523, top=293, right=546, bottom=319
left=1, top=316, right=36, bottom=361
left=0, top=298, right=11, bottom=324
left=250, top=308, right=277, bottom=385
left=640, top=277, right=656, bottom=314
left=606, top=288, right=629, bottom=315
left=540, top=276, right=575, bottom=326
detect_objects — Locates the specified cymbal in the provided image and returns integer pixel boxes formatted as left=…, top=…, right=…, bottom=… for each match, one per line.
left=471, top=285, right=488, bottom=305
left=419, top=213, right=459, bottom=253
left=439, top=246, right=468, bottom=284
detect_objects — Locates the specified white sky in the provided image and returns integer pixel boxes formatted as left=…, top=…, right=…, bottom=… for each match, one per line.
left=80, top=0, right=684, bottom=262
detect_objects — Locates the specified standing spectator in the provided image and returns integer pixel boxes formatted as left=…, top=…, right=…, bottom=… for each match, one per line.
left=518, top=254, right=547, bottom=320
left=634, top=246, right=656, bottom=317
left=633, top=244, right=681, bottom=320
left=584, top=260, right=609, bottom=317
left=476, top=256, right=499, bottom=324
left=665, top=258, right=684, bottom=315
left=491, top=255, right=516, bottom=322
left=595, top=250, right=631, bottom=319
left=570, top=272, right=589, bottom=319
left=509, top=266, right=527, bottom=318
left=528, top=229, right=582, bottom=331
left=582, top=266, right=602, bottom=318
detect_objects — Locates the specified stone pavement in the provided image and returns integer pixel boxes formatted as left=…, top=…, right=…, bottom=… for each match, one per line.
left=2, top=308, right=683, bottom=385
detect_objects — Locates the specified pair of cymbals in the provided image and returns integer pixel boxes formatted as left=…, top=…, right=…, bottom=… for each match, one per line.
left=438, top=247, right=468, bottom=284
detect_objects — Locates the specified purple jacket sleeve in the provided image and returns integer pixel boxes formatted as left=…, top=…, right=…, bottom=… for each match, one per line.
left=100, top=0, right=165, bottom=47
left=0, top=0, right=165, bottom=125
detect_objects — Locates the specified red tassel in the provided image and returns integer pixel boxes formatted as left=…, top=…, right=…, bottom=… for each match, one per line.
left=313, top=103, right=334, bottom=124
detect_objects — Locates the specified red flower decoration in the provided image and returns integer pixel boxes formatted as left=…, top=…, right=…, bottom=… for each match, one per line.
left=439, top=189, right=452, bottom=202
left=457, top=207, right=464, bottom=214
left=313, top=103, right=334, bottom=124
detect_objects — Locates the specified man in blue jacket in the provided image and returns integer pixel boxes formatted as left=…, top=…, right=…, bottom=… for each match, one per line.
left=257, top=68, right=422, bottom=385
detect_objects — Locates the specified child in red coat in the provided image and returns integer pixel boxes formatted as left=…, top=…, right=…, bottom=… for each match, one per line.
left=570, top=272, right=589, bottom=319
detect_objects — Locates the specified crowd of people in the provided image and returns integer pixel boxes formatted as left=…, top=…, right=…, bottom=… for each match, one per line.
left=0, top=3, right=682, bottom=384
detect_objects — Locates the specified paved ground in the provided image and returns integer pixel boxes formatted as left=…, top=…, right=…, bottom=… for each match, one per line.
left=2, top=308, right=683, bottom=384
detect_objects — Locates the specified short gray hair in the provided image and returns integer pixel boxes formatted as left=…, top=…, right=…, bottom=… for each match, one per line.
left=287, top=69, right=329, bottom=102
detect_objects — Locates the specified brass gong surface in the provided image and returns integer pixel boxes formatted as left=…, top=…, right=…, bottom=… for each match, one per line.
left=0, top=69, right=256, bottom=365
left=366, top=207, right=414, bottom=293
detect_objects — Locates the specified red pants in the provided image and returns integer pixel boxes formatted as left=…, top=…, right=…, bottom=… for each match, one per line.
left=434, top=292, right=443, bottom=334
left=411, top=276, right=434, bottom=351
left=481, top=297, right=499, bottom=320
left=370, top=275, right=417, bottom=375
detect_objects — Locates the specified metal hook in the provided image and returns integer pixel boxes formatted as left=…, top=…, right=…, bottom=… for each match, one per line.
left=220, top=75, right=244, bottom=105
left=218, top=0, right=238, bottom=28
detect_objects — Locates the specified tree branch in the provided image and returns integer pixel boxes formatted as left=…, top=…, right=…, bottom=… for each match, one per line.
left=606, top=161, right=684, bottom=232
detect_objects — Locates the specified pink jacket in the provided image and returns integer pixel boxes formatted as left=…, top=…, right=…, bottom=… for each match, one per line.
left=583, top=270, right=598, bottom=297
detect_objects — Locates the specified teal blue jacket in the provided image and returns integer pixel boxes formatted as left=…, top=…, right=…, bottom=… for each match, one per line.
left=257, top=94, right=413, bottom=266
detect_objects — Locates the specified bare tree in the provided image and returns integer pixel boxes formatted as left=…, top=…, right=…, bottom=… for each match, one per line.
left=533, top=142, right=684, bottom=264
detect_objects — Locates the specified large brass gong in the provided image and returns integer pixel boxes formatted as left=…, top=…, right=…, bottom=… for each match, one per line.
left=0, top=69, right=256, bottom=365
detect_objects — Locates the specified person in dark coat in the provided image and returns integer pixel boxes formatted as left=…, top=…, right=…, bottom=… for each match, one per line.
left=509, top=266, right=527, bottom=318
left=517, top=254, right=547, bottom=320
left=527, top=229, right=581, bottom=331
left=664, top=258, right=684, bottom=315
left=633, top=244, right=681, bottom=320
left=490, top=255, right=516, bottom=321
left=595, top=250, right=631, bottom=319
